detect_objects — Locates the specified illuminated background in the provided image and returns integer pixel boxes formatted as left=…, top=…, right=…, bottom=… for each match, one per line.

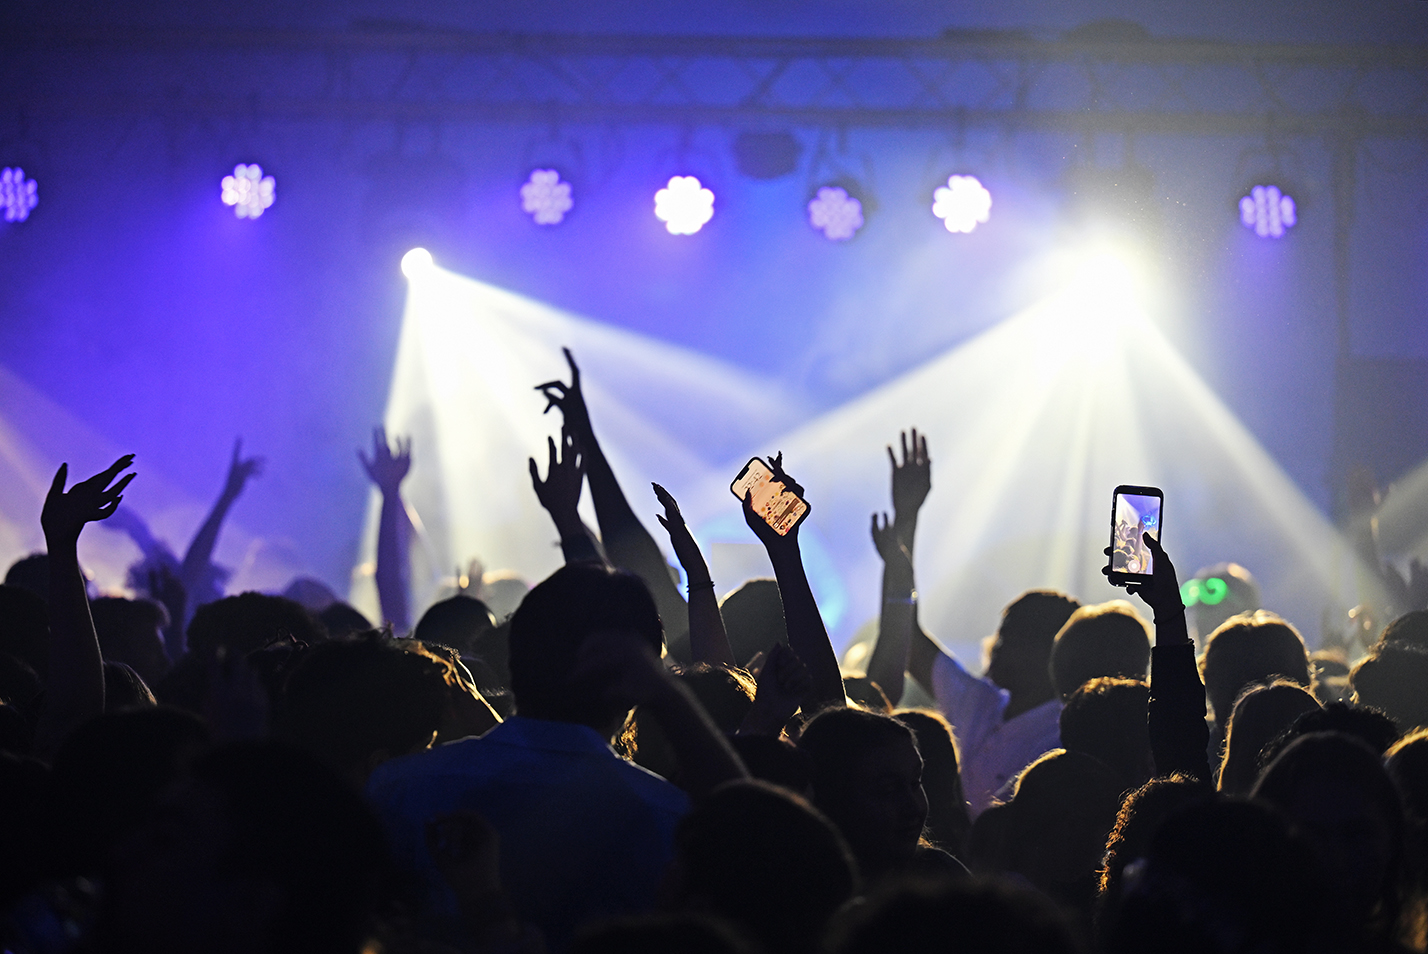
left=2, top=0, right=1426, bottom=662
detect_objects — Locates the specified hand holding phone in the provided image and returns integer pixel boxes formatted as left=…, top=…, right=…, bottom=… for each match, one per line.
left=731, top=456, right=810, bottom=537
left=1106, top=485, right=1163, bottom=587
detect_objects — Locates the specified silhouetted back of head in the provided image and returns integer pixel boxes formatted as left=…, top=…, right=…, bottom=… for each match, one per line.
left=1049, top=601, right=1150, bottom=700
left=1059, top=677, right=1152, bottom=788
left=719, top=579, right=788, bottom=667
left=281, top=576, right=340, bottom=612
left=3, top=554, right=48, bottom=604
left=827, top=875, right=1083, bottom=954
left=101, top=741, right=395, bottom=954
left=571, top=914, right=753, bottom=954
left=0, top=585, right=49, bottom=679
left=1097, top=774, right=1208, bottom=925
left=1386, top=728, right=1428, bottom=823
left=679, top=664, right=756, bottom=734
left=414, top=594, right=497, bottom=658
left=277, top=634, right=455, bottom=784
left=1107, top=799, right=1322, bottom=954
left=1260, top=701, right=1400, bottom=769
left=186, top=592, right=327, bottom=657
left=675, top=780, right=856, bottom=954
left=1200, top=611, right=1309, bottom=726
left=894, top=708, right=970, bottom=854
left=91, top=596, right=171, bottom=686
left=46, top=706, right=210, bottom=876
left=317, top=602, right=373, bottom=641
left=986, top=590, right=1081, bottom=699
left=1252, top=731, right=1404, bottom=929
left=103, top=661, right=156, bottom=711
left=509, top=563, right=662, bottom=727
left=1380, top=609, right=1428, bottom=649
left=1217, top=680, right=1320, bottom=795
left=1352, top=641, right=1428, bottom=731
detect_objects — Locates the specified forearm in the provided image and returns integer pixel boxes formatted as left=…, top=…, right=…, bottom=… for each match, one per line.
left=552, top=513, right=606, bottom=566
left=768, top=546, right=844, bottom=711
left=181, top=492, right=234, bottom=579
left=680, top=545, right=735, bottom=667
left=374, top=491, right=410, bottom=631
left=37, top=539, right=105, bottom=755
left=645, top=678, right=749, bottom=799
left=867, top=562, right=915, bottom=705
left=1148, top=603, right=1210, bottom=783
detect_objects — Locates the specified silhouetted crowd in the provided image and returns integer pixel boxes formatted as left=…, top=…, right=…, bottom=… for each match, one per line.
left=3, top=349, right=1428, bottom=954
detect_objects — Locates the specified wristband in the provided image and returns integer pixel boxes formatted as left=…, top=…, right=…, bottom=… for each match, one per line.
left=884, top=593, right=918, bottom=605
left=687, top=579, right=716, bottom=592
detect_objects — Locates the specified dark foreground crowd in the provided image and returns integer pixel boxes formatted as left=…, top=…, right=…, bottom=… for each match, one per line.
left=3, top=349, right=1428, bottom=954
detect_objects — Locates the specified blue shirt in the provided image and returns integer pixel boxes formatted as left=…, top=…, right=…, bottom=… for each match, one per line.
left=367, top=716, right=689, bottom=948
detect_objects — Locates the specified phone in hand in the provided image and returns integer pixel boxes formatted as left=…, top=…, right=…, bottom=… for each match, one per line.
left=1107, top=485, right=1163, bottom=586
left=731, top=457, right=811, bottom=536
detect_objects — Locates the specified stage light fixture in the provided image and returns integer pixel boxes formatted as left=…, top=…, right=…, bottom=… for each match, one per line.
left=1239, top=185, right=1296, bottom=238
left=0, top=168, right=37, bottom=223
left=520, top=169, right=573, bottom=225
left=654, top=176, right=715, bottom=235
left=221, top=164, right=276, bottom=219
left=932, top=175, right=992, bottom=234
left=807, top=186, right=864, bottom=241
left=401, top=248, right=435, bottom=279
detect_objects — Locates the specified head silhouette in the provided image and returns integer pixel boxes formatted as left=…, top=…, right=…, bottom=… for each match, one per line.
left=1351, top=641, right=1428, bottom=731
left=1049, top=601, right=1151, bottom=701
left=413, top=594, right=497, bottom=659
left=798, top=708, right=927, bottom=880
left=1199, top=611, right=1309, bottom=728
left=1216, top=680, right=1320, bottom=795
left=1380, top=609, right=1428, bottom=649
left=91, top=596, right=171, bottom=687
left=894, top=708, right=970, bottom=855
left=1059, top=677, right=1152, bottom=789
left=186, top=593, right=326, bottom=658
left=718, top=579, right=788, bottom=667
left=673, top=780, right=855, bottom=954
left=985, top=590, right=1081, bottom=702
left=508, top=563, right=662, bottom=729
left=1096, top=774, right=1208, bottom=939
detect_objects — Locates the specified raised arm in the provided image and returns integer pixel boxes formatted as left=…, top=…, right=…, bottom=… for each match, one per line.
left=741, top=455, right=845, bottom=712
left=529, top=426, right=605, bottom=566
left=536, top=349, right=691, bottom=662
left=181, top=438, right=262, bottom=607
left=37, top=456, right=136, bottom=755
left=653, top=482, right=735, bottom=668
left=1108, top=533, right=1211, bottom=784
left=879, top=429, right=943, bottom=695
left=359, top=427, right=413, bottom=632
left=867, top=513, right=915, bottom=705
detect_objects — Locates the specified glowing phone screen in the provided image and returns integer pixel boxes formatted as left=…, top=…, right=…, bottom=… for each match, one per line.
left=1110, top=492, right=1161, bottom=576
left=730, top=458, right=809, bottom=536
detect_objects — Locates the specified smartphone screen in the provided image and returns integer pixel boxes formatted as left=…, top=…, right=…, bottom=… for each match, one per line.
left=1109, top=486, right=1162, bottom=581
left=731, top=457, right=810, bottom=536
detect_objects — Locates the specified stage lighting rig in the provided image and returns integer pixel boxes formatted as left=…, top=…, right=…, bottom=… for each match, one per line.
left=520, top=169, right=573, bottom=225
left=807, top=185, right=864, bottom=241
left=0, top=168, right=37, bottom=222
left=932, top=175, right=992, bottom=234
left=221, top=164, right=276, bottom=219
left=1239, top=184, right=1297, bottom=239
left=654, top=175, right=715, bottom=235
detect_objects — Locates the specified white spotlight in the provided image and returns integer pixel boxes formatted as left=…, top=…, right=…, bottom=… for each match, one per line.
left=654, top=176, right=715, bottom=235
left=932, top=175, right=992, bottom=234
left=401, top=248, right=435, bottom=279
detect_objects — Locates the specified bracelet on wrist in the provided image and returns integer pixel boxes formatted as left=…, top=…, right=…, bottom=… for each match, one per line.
left=687, top=579, right=716, bottom=592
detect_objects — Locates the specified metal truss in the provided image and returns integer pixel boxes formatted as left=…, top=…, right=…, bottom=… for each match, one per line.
left=6, top=25, right=1428, bottom=137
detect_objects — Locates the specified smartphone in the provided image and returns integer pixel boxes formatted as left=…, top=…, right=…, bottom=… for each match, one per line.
left=730, top=457, right=811, bottom=536
left=1107, top=485, right=1163, bottom=586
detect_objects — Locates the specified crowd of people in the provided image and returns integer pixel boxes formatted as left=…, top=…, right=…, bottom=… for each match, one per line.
left=2, top=347, right=1428, bottom=954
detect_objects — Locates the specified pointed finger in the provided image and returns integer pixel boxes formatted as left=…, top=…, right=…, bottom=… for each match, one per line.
left=900, top=431, right=909, bottom=465
left=547, top=436, right=559, bottom=471
left=98, top=454, right=136, bottom=484
left=528, top=457, right=541, bottom=487
left=886, top=445, right=897, bottom=470
left=563, top=347, right=580, bottom=386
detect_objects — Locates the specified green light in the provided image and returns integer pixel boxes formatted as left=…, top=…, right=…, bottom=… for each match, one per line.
left=1180, top=579, right=1201, bottom=606
left=1200, top=577, right=1228, bottom=606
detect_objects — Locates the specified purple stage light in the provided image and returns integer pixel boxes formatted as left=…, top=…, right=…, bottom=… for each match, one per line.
left=1239, top=185, right=1296, bottom=238
left=654, top=176, right=715, bottom=235
left=0, top=168, right=38, bottom=222
left=520, top=169, right=573, bottom=225
left=221, top=163, right=276, bottom=219
left=807, top=186, right=864, bottom=241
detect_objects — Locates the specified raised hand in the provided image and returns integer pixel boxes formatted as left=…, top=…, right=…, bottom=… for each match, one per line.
left=41, top=455, right=136, bottom=544
left=871, top=512, right=913, bottom=574
left=888, top=428, right=930, bottom=543
left=741, top=453, right=804, bottom=551
left=534, top=347, right=593, bottom=440
left=529, top=426, right=586, bottom=525
left=739, top=642, right=813, bottom=736
left=1104, top=533, right=1189, bottom=644
left=358, top=427, right=411, bottom=494
left=222, top=438, right=265, bottom=501
left=653, top=483, right=705, bottom=578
